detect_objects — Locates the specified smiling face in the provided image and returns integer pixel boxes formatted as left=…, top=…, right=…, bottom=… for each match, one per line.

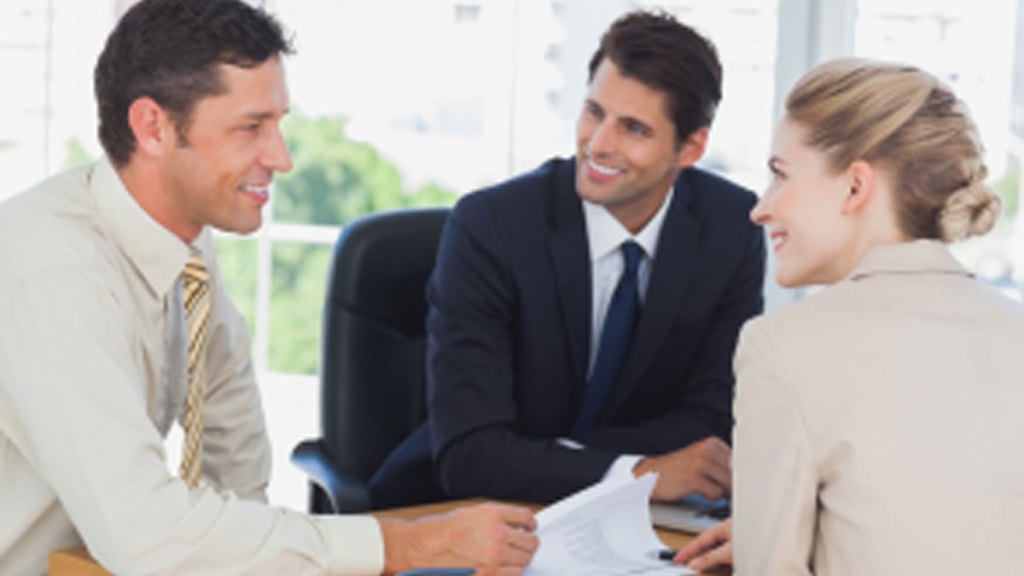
left=159, top=55, right=292, bottom=241
left=751, top=118, right=857, bottom=288
left=575, top=58, right=704, bottom=233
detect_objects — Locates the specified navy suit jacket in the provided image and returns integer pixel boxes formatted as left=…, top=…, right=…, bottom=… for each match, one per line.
left=372, top=157, right=764, bottom=506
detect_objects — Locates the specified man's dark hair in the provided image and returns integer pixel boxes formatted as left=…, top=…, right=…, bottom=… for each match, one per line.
left=95, top=0, right=294, bottom=166
left=588, top=10, right=722, bottom=144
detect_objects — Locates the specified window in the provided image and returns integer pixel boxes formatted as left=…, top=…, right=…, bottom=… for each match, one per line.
left=454, top=3, right=482, bottom=23
left=6, top=0, right=1022, bottom=511
left=853, top=0, right=1023, bottom=298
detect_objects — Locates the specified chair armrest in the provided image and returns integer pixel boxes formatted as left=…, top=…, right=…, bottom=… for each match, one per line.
left=291, top=439, right=372, bottom=513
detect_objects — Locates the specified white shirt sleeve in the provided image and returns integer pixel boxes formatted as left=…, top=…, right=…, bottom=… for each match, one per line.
left=197, top=246, right=272, bottom=502
left=604, top=455, right=643, bottom=482
left=0, top=263, right=384, bottom=575
left=557, top=437, right=641, bottom=482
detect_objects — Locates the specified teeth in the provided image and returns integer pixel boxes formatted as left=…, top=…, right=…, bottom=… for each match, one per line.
left=240, top=184, right=270, bottom=202
left=588, top=159, right=620, bottom=175
left=771, top=233, right=787, bottom=249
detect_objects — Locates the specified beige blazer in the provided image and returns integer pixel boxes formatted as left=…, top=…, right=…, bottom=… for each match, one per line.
left=733, top=240, right=1024, bottom=576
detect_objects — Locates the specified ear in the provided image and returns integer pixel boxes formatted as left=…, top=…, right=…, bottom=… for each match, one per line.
left=676, top=127, right=709, bottom=168
left=842, top=160, right=875, bottom=215
left=127, top=97, right=174, bottom=159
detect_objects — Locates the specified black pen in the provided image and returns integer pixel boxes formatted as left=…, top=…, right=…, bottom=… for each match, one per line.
left=657, top=548, right=676, bottom=561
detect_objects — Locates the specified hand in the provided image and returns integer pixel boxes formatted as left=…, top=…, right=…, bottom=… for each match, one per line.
left=379, top=502, right=539, bottom=576
left=633, top=436, right=731, bottom=501
left=674, top=518, right=733, bottom=571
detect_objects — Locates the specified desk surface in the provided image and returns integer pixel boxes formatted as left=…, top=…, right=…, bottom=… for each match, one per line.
left=372, top=498, right=703, bottom=552
left=50, top=499, right=721, bottom=575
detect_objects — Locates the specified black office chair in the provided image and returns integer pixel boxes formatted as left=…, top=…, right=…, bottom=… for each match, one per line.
left=291, top=207, right=449, bottom=514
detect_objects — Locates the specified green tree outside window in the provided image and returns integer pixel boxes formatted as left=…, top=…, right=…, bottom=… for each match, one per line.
left=222, top=114, right=458, bottom=375
left=62, top=116, right=459, bottom=376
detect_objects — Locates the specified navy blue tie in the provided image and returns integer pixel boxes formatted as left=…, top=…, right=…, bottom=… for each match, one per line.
left=574, top=241, right=644, bottom=432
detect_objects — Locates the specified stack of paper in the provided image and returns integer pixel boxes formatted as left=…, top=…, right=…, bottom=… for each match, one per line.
left=526, top=474, right=695, bottom=576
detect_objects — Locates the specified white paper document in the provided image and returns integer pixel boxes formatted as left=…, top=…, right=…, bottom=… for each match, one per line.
left=526, top=473, right=695, bottom=576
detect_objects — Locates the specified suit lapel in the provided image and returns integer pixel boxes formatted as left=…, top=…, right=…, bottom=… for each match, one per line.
left=547, top=160, right=591, bottom=393
left=602, top=172, right=702, bottom=419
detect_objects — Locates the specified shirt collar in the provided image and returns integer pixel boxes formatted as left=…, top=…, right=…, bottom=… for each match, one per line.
left=847, top=239, right=972, bottom=282
left=90, top=157, right=194, bottom=298
left=583, top=186, right=674, bottom=262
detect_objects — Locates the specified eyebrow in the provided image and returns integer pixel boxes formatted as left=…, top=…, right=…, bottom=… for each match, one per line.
left=620, top=114, right=653, bottom=133
left=584, top=99, right=654, bottom=131
left=239, top=108, right=290, bottom=122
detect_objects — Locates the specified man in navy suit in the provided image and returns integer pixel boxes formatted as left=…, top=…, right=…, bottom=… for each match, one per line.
left=372, top=10, right=764, bottom=506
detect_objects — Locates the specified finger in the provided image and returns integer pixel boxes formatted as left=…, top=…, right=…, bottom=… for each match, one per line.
left=499, top=545, right=535, bottom=568
left=673, top=522, right=727, bottom=564
left=704, top=435, right=731, bottom=453
left=674, top=540, right=712, bottom=565
left=688, top=541, right=733, bottom=571
left=699, top=438, right=732, bottom=469
left=494, top=504, right=538, bottom=532
left=688, top=435, right=727, bottom=456
left=690, top=475, right=726, bottom=500
left=506, top=528, right=540, bottom=554
left=657, top=470, right=718, bottom=502
left=693, top=444, right=730, bottom=476
left=700, top=458, right=732, bottom=491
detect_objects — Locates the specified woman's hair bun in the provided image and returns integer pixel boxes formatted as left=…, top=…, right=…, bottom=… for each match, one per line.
left=938, top=181, right=1002, bottom=241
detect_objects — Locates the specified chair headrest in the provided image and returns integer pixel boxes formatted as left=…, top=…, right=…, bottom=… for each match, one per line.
left=327, top=207, right=450, bottom=335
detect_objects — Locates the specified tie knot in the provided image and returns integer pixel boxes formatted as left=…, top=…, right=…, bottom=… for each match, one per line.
left=620, top=241, right=644, bottom=275
left=183, top=249, right=209, bottom=286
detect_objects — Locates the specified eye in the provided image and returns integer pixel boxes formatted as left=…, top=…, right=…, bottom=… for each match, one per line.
left=243, top=123, right=261, bottom=133
left=622, top=119, right=652, bottom=138
left=583, top=101, right=603, bottom=120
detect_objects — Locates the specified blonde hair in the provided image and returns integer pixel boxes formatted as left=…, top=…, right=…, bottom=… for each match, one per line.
left=786, top=58, right=1001, bottom=242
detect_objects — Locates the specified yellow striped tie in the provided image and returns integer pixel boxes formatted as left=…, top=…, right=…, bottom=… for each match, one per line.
left=179, top=248, right=211, bottom=488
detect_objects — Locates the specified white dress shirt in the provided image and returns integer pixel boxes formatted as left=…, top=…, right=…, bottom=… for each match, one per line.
left=582, top=188, right=671, bottom=376
left=0, top=159, right=383, bottom=575
left=572, top=187, right=673, bottom=479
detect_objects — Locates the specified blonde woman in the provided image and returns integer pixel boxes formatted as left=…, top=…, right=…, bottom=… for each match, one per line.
left=675, top=57, right=1024, bottom=574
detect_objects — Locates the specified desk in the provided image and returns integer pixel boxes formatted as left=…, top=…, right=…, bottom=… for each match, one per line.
left=49, top=545, right=110, bottom=576
left=375, top=498, right=706, bottom=555
left=50, top=499, right=724, bottom=575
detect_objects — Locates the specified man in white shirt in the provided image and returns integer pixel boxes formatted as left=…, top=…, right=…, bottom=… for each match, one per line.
left=0, top=0, right=537, bottom=574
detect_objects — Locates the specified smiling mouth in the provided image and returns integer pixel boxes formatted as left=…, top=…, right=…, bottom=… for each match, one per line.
left=585, top=157, right=624, bottom=181
left=239, top=184, right=270, bottom=205
left=769, top=230, right=788, bottom=251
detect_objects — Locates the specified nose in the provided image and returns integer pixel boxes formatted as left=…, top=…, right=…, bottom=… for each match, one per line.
left=263, top=125, right=293, bottom=174
left=585, top=119, right=615, bottom=158
left=750, top=193, right=771, bottom=225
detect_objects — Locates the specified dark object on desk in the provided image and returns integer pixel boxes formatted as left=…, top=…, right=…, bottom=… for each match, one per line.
left=703, top=502, right=731, bottom=520
left=291, top=207, right=449, bottom=513
left=650, top=494, right=730, bottom=534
